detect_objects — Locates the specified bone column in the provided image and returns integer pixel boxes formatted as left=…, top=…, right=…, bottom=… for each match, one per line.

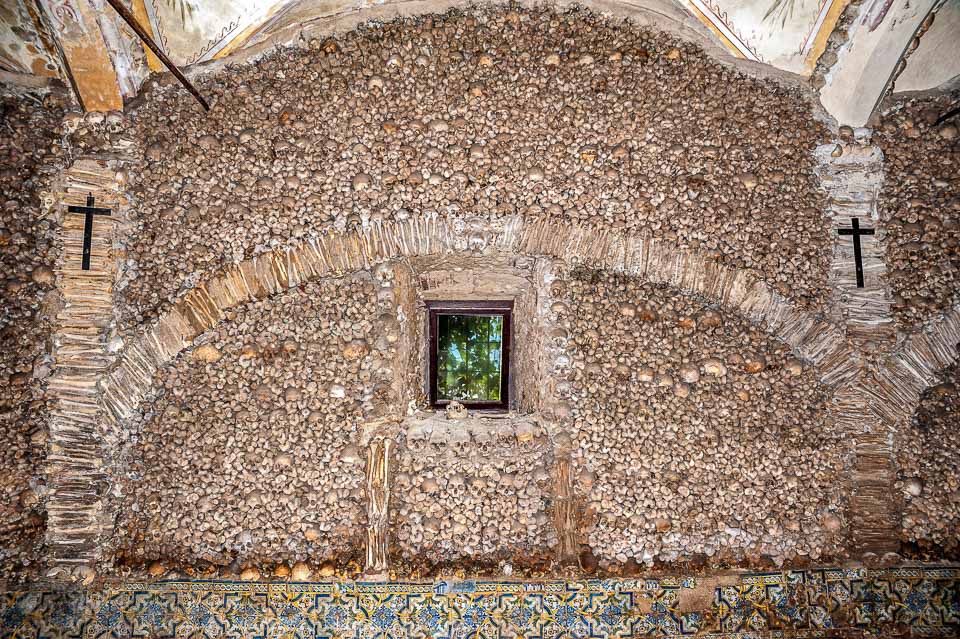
left=364, top=437, right=393, bottom=574
left=553, top=455, right=580, bottom=565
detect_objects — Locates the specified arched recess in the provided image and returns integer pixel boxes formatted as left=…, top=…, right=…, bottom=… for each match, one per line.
left=870, top=303, right=960, bottom=426
left=874, top=303, right=960, bottom=553
left=101, top=215, right=857, bottom=426
left=93, top=215, right=864, bottom=569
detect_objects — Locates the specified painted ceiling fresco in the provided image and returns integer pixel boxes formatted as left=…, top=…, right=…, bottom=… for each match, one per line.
left=683, top=0, right=844, bottom=73
left=0, top=0, right=60, bottom=77
left=141, top=0, right=845, bottom=75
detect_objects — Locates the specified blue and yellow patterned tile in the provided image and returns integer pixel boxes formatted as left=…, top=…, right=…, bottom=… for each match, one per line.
left=0, top=567, right=957, bottom=638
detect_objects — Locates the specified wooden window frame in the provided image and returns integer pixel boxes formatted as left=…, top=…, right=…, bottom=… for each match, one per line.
left=427, top=300, right=512, bottom=411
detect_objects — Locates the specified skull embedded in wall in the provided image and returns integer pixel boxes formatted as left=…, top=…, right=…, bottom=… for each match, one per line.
left=406, top=427, right=429, bottom=452
left=447, top=428, right=472, bottom=456
left=447, top=473, right=466, bottom=498
left=374, top=262, right=393, bottom=284
left=105, top=111, right=124, bottom=133
left=62, top=112, right=82, bottom=134
left=473, top=429, right=495, bottom=455
left=236, top=529, right=255, bottom=554
left=39, top=191, right=56, bottom=211
left=445, top=401, right=467, bottom=420
left=468, top=231, right=487, bottom=252
left=549, top=327, right=568, bottom=348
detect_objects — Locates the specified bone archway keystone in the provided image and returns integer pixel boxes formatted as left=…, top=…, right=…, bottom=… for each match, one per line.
left=101, top=215, right=857, bottom=426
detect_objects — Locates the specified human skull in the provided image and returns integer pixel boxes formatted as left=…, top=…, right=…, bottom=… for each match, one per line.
left=549, top=327, right=568, bottom=347
left=105, top=111, right=124, bottom=133
left=40, top=191, right=56, bottom=211
left=445, top=401, right=467, bottom=420
left=447, top=428, right=471, bottom=456
left=236, top=529, right=255, bottom=554
left=447, top=473, right=466, bottom=498
left=374, top=262, right=393, bottom=284
left=473, top=429, right=495, bottom=455
left=406, top=425, right=430, bottom=452
left=515, top=421, right=536, bottom=445
left=468, top=231, right=487, bottom=252
left=62, top=112, right=82, bottom=134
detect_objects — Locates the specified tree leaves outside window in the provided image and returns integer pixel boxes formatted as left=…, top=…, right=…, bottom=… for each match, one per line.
left=436, top=314, right=503, bottom=402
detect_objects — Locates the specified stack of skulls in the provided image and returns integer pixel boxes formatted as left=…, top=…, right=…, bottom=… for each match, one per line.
left=120, top=5, right=831, bottom=332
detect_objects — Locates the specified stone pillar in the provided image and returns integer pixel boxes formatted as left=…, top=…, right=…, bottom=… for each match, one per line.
left=46, top=158, right=128, bottom=579
left=364, top=437, right=393, bottom=576
left=553, top=456, right=580, bottom=565
left=816, top=139, right=900, bottom=555
left=816, top=141, right=893, bottom=341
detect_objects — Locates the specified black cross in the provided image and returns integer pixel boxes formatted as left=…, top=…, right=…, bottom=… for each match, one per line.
left=67, top=194, right=111, bottom=270
left=838, top=217, right=874, bottom=288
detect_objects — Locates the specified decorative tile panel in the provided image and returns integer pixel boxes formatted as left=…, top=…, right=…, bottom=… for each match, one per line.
left=1, top=567, right=956, bottom=638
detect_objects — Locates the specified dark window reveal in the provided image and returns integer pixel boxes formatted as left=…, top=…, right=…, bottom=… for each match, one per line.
left=428, top=301, right=512, bottom=410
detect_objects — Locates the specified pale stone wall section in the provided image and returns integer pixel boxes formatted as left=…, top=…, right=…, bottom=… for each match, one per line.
left=815, top=139, right=900, bottom=553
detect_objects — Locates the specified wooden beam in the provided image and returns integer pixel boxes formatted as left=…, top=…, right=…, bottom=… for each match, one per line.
left=103, top=0, right=208, bottom=111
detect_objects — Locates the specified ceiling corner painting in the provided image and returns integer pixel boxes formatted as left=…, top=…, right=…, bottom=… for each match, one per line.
left=0, top=0, right=61, bottom=77
left=682, top=0, right=849, bottom=74
left=140, top=0, right=296, bottom=67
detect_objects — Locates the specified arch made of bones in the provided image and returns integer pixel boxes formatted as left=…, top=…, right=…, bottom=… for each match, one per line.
left=44, top=203, right=959, bottom=576
left=5, top=0, right=956, bottom=125
left=76, top=217, right=854, bottom=567
left=102, top=217, right=858, bottom=423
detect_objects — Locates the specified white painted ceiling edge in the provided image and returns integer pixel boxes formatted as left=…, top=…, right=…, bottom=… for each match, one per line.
left=893, top=0, right=960, bottom=95
left=819, top=0, right=946, bottom=127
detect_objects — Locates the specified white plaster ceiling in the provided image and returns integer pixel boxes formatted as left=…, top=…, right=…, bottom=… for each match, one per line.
left=894, top=0, right=960, bottom=94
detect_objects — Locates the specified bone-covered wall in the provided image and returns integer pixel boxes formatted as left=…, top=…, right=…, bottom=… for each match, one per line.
left=1, top=4, right=959, bottom=587
left=120, top=6, right=832, bottom=333
left=0, top=91, right=66, bottom=581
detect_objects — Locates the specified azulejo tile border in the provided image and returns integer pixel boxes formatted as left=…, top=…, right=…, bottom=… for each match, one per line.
left=0, top=567, right=956, bottom=638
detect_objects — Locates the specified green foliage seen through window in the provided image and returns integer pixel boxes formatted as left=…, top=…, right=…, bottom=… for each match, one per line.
left=436, top=314, right=503, bottom=402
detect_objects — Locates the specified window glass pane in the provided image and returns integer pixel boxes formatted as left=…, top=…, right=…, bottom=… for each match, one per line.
left=437, top=314, right=503, bottom=402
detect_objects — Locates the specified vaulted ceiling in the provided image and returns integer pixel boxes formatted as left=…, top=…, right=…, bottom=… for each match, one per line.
left=2, top=0, right=958, bottom=125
